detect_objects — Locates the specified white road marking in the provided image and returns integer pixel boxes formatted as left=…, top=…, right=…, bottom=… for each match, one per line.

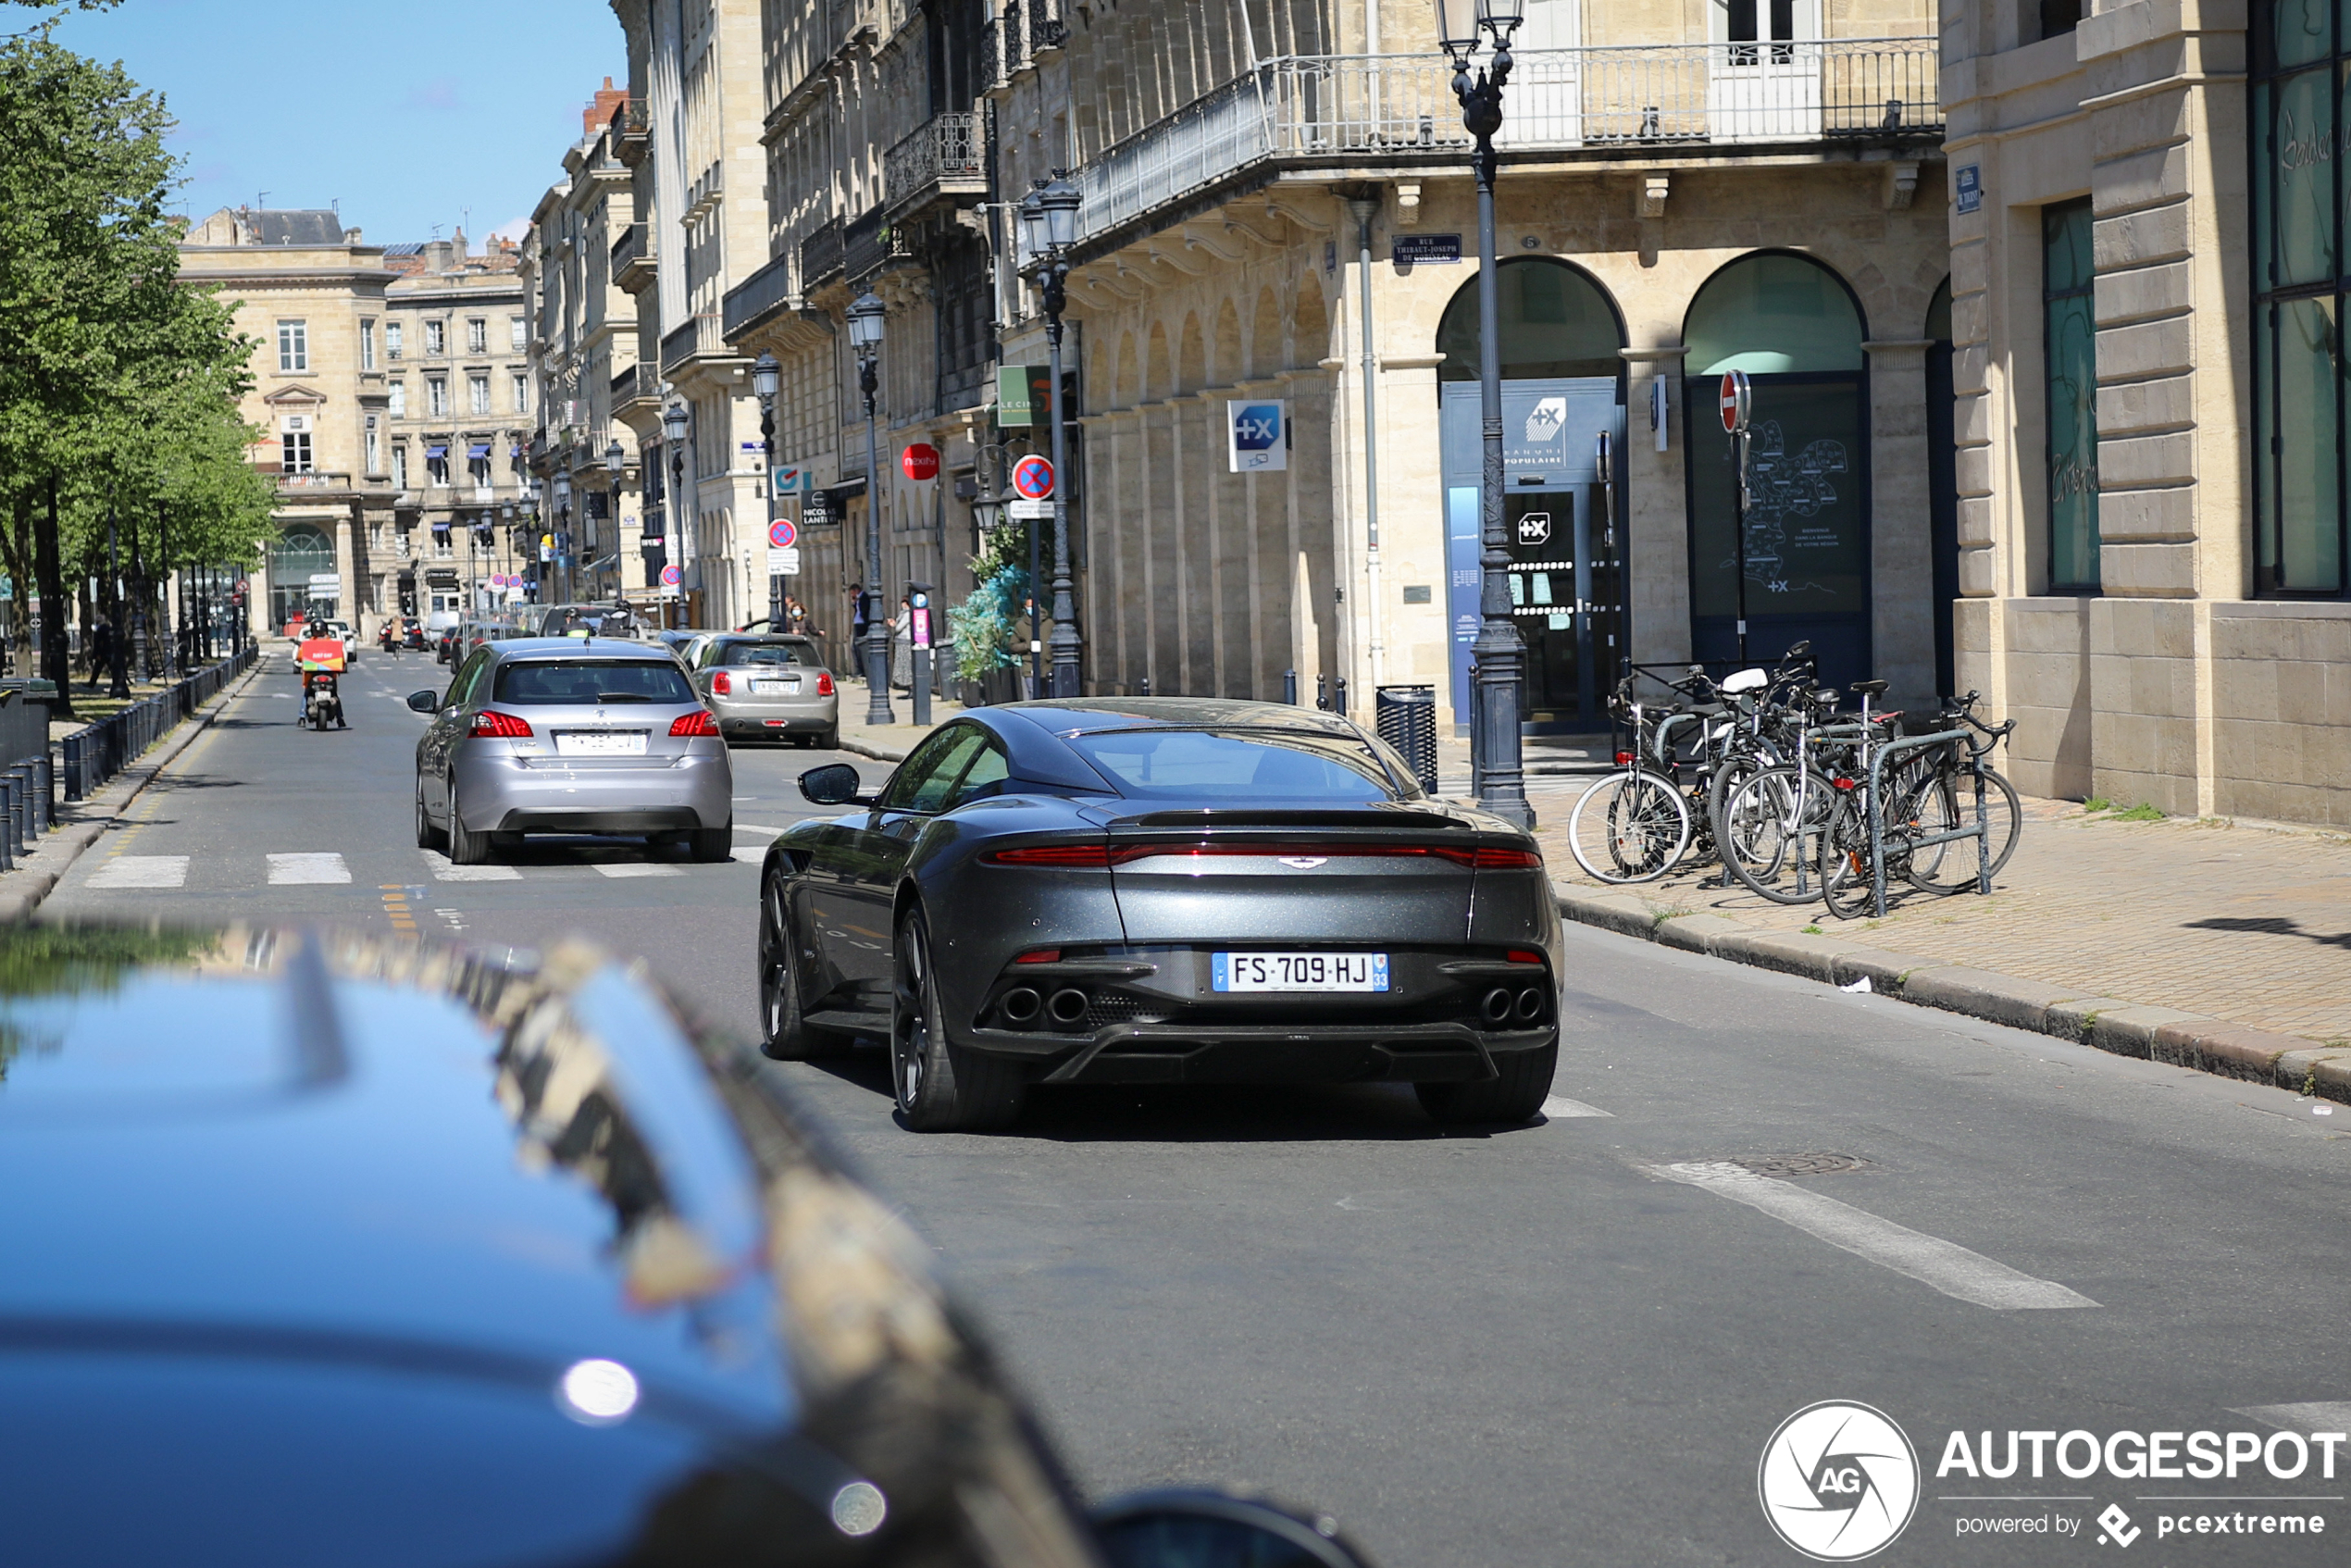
left=2237, top=1403, right=2351, bottom=1436
left=86, top=854, right=190, bottom=890
left=420, top=850, right=521, bottom=881
left=1648, top=1160, right=2099, bottom=1311
left=592, top=862, right=685, bottom=878
left=267, top=852, right=352, bottom=885
left=1542, top=1094, right=1614, bottom=1118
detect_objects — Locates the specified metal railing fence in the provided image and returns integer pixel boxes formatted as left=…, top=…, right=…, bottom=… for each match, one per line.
left=1076, top=42, right=1939, bottom=243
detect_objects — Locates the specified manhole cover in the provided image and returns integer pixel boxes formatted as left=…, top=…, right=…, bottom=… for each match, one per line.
left=1731, top=1152, right=1870, bottom=1179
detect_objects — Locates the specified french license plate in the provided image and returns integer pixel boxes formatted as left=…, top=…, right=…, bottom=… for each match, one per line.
left=1213, top=952, right=1389, bottom=992
left=752, top=679, right=796, bottom=695
left=554, top=730, right=647, bottom=757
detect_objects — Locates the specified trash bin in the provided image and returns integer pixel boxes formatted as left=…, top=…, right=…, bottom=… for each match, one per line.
left=1375, top=684, right=1439, bottom=796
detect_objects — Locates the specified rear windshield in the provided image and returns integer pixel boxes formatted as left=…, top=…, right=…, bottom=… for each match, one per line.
left=1068, top=728, right=1403, bottom=800
left=718, top=641, right=818, bottom=667
left=493, top=660, right=695, bottom=706
left=540, top=608, right=641, bottom=639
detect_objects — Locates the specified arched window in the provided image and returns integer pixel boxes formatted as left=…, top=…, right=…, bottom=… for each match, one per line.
left=1436, top=258, right=1624, bottom=383
left=268, top=524, right=336, bottom=631
left=1682, top=252, right=1872, bottom=684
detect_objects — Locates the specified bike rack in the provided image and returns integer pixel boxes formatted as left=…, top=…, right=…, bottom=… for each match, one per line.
left=1862, top=727, right=1992, bottom=918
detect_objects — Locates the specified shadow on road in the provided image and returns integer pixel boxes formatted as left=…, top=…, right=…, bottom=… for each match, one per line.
left=794, top=1045, right=1529, bottom=1143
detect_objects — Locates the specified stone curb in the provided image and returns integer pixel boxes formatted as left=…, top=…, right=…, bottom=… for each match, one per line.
left=0, top=654, right=268, bottom=923
left=838, top=737, right=913, bottom=765
left=1555, top=884, right=2351, bottom=1109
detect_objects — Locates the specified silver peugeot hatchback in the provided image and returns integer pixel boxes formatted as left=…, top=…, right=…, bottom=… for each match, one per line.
left=408, top=638, right=733, bottom=865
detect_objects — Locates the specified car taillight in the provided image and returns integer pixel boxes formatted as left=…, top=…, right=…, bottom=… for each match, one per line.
left=986, top=844, right=1115, bottom=868
left=712, top=670, right=732, bottom=695
left=815, top=671, right=835, bottom=697
left=670, top=710, right=720, bottom=737
left=1459, top=846, right=1545, bottom=870
left=470, top=710, right=532, bottom=739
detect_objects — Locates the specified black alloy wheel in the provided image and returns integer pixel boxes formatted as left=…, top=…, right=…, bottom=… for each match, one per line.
left=891, top=909, right=1026, bottom=1133
left=758, top=870, right=842, bottom=1060
left=1415, top=1039, right=1559, bottom=1126
left=414, top=777, right=444, bottom=852
left=446, top=778, right=489, bottom=865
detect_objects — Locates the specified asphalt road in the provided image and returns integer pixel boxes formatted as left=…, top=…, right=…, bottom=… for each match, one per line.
left=44, top=649, right=2351, bottom=1567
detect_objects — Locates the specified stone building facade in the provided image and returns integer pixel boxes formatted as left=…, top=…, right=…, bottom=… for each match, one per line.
left=521, top=80, right=646, bottom=612
left=380, top=233, right=534, bottom=625
left=178, top=207, right=395, bottom=637
left=1946, top=0, right=2351, bottom=825
left=978, top=0, right=1948, bottom=728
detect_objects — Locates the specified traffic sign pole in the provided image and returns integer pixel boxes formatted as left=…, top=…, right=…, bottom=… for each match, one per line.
left=1720, top=369, right=1753, bottom=666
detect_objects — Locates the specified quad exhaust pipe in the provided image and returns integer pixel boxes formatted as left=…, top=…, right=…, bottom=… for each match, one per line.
left=1482, top=985, right=1549, bottom=1027
left=999, top=987, right=1041, bottom=1026
left=1047, top=988, right=1089, bottom=1027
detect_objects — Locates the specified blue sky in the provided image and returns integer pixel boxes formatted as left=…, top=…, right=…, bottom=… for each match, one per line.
left=46, top=0, right=624, bottom=247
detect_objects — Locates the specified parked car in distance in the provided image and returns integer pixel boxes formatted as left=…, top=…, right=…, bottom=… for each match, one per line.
left=0, top=924, right=1376, bottom=1568
left=532, top=603, right=646, bottom=640
left=759, top=697, right=1562, bottom=1132
left=688, top=633, right=840, bottom=748
left=322, top=619, right=359, bottom=659
left=409, top=638, right=733, bottom=865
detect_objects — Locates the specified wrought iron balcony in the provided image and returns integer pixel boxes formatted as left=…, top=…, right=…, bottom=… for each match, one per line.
left=659, top=313, right=732, bottom=374
left=981, top=19, right=1004, bottom=93
left=611, top=223, right=654, bottom=292
left=842, top=208, right=912, bottom=282
left=1001, top=3, right=1024, bottom=80
left=610, top=362, right=657, bottom=414
left=1074, top=43, right=1942, bottom=243
left=722, top=249, right=799, bottom=342
left=800, top=217, right=844, bottom=289
left=883, top=112, right=988, bottom=221
left=1026, top=0, right=1065, bottom=55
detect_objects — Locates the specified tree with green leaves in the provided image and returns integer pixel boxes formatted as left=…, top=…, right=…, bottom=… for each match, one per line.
left=0, top=28, right=266, bottom=715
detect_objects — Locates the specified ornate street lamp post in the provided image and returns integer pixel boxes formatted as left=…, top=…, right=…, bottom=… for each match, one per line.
left=1436, top=0, right=1534, bottom=828
left=553, top=470, right=573, bottom=608
left=663, top=399, right=690, bottom=630
left=846, top=292, right=892, bottom=725
left=753, top=351, right=781, bottom=629
left=1018, top=178, right=1085, bottom=700
left=603, top=439, right=627, bottom=605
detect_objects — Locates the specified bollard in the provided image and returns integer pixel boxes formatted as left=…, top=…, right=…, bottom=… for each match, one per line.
left=6, top=765, right=27, bottom=852
left=32, top=753, right=52, bottom=830
left=1336, top=677, right=1349, bottom=718
left=0, top=775, right=16, bottom=871
left=1139, top=677, right=1151, bottom=697
left=1284, top=669, right=1299, bottom=705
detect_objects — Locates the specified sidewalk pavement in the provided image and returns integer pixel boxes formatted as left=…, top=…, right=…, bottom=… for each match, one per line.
left=1532, top=789, right=2351, bottom=1105
left=0, top=650, right=272, bottom=920
left=833, top=682, right=967, bottom=764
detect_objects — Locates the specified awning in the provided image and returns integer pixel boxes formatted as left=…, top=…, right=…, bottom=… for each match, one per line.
left=508, top=444, right=522, bottom=459
left=467, top=442, right=491, bottom=459
left=425, top=444, right=448, bottom=459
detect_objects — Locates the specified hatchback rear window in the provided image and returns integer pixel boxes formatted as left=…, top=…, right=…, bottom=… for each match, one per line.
left=718, top=641, right=818, bottom=667
left=493, top=660, right=695, bottom=705
left=1068, top=728, right=1402, bottom=800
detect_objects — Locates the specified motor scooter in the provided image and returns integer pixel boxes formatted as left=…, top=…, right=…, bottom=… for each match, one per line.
left=295, top=636, right=348, bottom=730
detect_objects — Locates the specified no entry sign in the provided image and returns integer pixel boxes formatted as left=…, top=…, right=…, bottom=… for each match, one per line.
left=900, top=442, right=940, bottom=482
left=1719, top=370, right=1752, bottom=436
left=767, top=516, right=797, bottom=550
left=1012, top=454, right=1055, bottom=500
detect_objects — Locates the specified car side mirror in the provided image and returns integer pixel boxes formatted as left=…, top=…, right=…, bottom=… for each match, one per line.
left=406, top=691, right=440, bottom=714
left=1091, top=1490, right=1377, bottom=1568
left=799, top=763, right=865, bottom=806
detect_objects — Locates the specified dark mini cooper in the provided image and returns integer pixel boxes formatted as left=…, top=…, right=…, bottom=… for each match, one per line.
left=758, top=698, right=1563, bottom=1131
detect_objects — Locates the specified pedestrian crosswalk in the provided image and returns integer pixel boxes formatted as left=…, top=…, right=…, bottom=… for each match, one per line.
left=85, top=854, right=191, bottom=890
left=70, top=845, right=748, bottom=894
left=267, top=852, right=352, bottom=885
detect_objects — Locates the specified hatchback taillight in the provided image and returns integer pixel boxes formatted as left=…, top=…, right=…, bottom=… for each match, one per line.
left=470, top=710, right=532, bottom=739
left=670, top=710, right=720, bottom=738
left=712, top=670, right=732, bottom=696
left=816, top=671, right=835, bottom=697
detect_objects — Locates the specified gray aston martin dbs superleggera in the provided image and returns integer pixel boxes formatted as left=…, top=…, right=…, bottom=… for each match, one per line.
left=756, top=698, right=1563, bottom=1131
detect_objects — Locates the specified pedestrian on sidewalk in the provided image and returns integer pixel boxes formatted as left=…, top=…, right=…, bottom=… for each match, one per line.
left=848, top=584, right=867, bottom=680
left=890, top=593, right=913, bottom=691
left=785, top=594, right=808, bottom=636
left=84, top=619, right=113, bottom=692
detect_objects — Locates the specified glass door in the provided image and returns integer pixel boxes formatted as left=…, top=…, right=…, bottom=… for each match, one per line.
left=1505, top=487, right=1623, bottom=730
